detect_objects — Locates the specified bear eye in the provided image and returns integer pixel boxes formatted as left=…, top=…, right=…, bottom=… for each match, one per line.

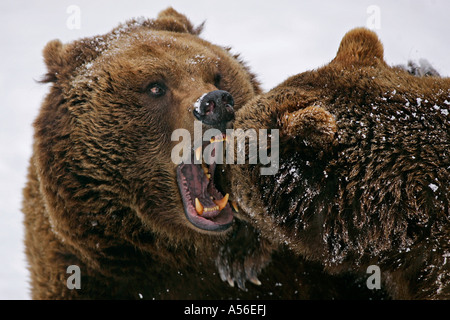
left=214, top=73, right=222, bottom=89
left=147, top=82, right=166, bottom=97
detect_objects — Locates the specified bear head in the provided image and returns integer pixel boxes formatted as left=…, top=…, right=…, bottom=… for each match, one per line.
left=33, top=8, right=261, bottom=266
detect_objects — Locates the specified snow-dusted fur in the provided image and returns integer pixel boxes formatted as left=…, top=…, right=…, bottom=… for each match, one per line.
left=228, top=28, right=449, bottom=299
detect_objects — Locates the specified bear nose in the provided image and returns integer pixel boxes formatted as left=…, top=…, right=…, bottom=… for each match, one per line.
left=193, top=90, right=235, bottom=127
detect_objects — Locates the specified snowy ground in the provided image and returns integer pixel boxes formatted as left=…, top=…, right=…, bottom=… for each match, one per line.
left=0, top=0, right=449, bottom=300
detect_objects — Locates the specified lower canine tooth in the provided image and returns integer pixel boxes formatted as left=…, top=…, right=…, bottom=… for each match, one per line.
left=214, top=193, right=229, bottom=211
left=195, top=198, right=203, bottom=215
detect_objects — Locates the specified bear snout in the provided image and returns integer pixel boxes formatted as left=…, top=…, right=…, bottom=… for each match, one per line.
left=193, top=90, right=235, bottom=128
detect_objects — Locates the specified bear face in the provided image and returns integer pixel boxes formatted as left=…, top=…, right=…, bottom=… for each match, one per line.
left=23, top=8, right=266, bottom=299
left=34, top=8, right=260, bottom=245
left=227, top=28, right=449, bottom=299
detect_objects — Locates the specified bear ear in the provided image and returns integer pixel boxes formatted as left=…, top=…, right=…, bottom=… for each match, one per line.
left=40, top=39, right=65, bottom=83
left=332, top=27, right=385, bottom=66
left=154, top=7, right=204, bottom=35
left=40, top=37, right=106, bottom=83
left=279, top=105, right=337, bottom=154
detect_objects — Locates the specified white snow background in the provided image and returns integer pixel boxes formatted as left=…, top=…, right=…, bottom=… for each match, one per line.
left=1, top=0, right=449, bottom=300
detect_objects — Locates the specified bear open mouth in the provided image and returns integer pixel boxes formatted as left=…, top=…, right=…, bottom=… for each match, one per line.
left=176, top=135, right=234, bottom=232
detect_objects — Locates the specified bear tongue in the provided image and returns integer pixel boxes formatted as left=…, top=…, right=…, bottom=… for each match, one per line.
left=176, top=134, right=233, bottom=231
left=178, top=162, right=221, bottom=217
left=177, top=156, right=233, bottom=218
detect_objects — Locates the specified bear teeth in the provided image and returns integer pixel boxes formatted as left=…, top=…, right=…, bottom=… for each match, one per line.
left=204, top=206, right=220, bottom=212
left=231, top=201, right=239, bottom=212
left=210, top=135, right=227, bottom=143
left=195, top=198, right=219, bottom=215
left=195, top=198, right=204, bottom=215
left=195, top=196, right=230, bottom=216
left=213, top=193, right=229, bottom=211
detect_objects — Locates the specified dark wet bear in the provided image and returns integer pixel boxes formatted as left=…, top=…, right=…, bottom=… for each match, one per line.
left=228, top=28, right=449, bottom=299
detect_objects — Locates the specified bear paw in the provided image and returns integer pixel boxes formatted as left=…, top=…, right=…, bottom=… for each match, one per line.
left=215, top=220, right=273, bottom=290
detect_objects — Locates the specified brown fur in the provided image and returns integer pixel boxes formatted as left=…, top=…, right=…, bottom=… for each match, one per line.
left=228, top=28, right=450, bottom=299
left=24, top=8, right=383, bottom=300
left=23, top=8, right=268, bottom=299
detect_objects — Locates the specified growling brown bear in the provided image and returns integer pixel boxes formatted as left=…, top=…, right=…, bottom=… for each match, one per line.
left=22, top=7, right=265, bottom=299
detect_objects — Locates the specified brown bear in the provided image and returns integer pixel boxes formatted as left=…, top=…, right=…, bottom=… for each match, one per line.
left=226, top=28, right=449, bottom=299
left=25, top=7, right=381, bottom=300
left=22, top=7, right=266, bottom=299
